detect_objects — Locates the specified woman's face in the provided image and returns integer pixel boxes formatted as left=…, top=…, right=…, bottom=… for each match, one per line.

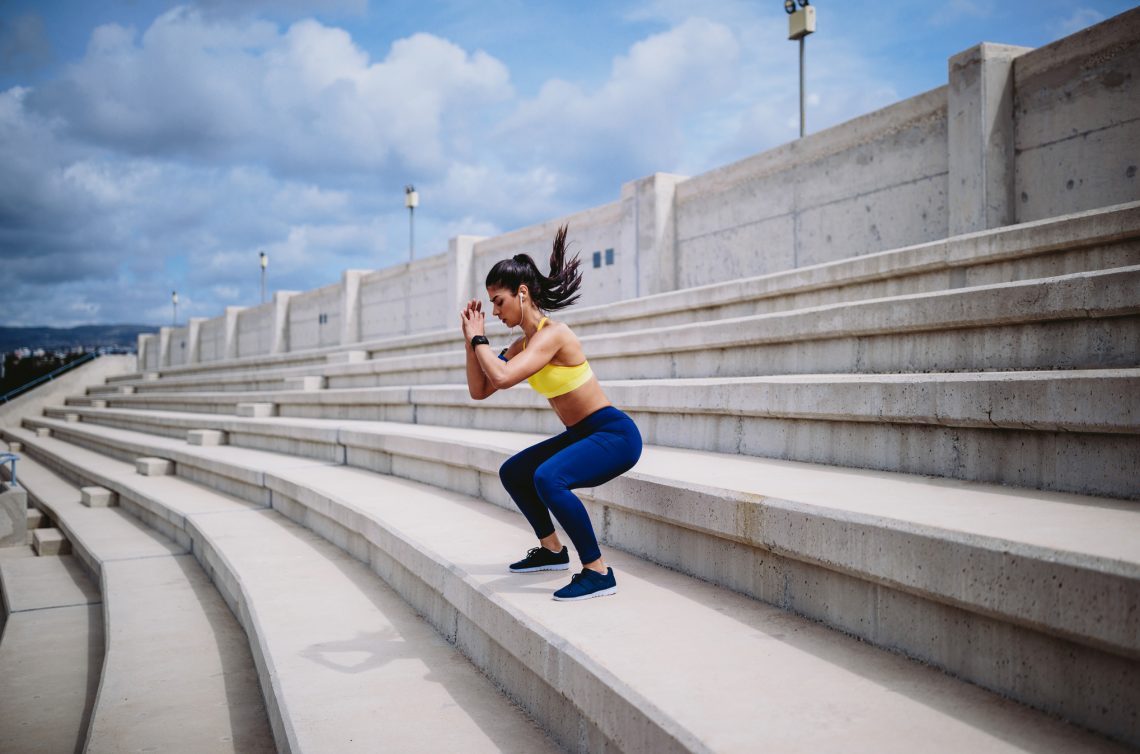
left=487, top=285, right=521, bottom=327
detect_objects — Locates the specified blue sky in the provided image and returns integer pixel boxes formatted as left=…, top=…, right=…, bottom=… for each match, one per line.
left=0, top=0, right=1133, bottom=328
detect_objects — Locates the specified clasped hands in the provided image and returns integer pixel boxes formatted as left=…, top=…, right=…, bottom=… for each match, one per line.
left=460, top=299, right=486, bottom=342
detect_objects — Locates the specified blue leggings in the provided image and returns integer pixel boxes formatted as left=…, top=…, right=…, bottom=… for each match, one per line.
left=499, top=406, right=642, bottom=565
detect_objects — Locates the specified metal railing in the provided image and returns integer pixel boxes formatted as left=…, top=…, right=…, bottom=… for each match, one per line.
left=1, top=352, right=99, bottom=404
left=0, top=452, right=17, bottom=487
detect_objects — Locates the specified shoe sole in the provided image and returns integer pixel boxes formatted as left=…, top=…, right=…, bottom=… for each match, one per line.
left=552, top=586, right=618, bottom=602
left=509, top=563, right=571, bottom=573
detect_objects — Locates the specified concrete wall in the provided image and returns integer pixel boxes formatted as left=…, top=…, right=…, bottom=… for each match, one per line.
left=470, top=200, right=626, bottom=308
left=137, top=11, right=1136, bottom=368
left=1013, top=10, right=1140, bottom=223
left=237, top=303, right=275, bottom=359
left=673, top=90, right=949, bottom=289
left=287, top=282, right=342, bottom=351
left=360, top=253, right=451, bottom=340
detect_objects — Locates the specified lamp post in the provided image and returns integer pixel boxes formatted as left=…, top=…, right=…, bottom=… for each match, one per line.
left=171, top=290, right=179, bottom=327
left=785, top=0, right=817, bottom=139
left=259, top=251, right=268, bottom=304
left=404, top=184, right=418, bottom=263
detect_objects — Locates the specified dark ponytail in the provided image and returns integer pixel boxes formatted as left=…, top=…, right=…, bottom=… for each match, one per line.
left=485, top=224, right=582, bottom=311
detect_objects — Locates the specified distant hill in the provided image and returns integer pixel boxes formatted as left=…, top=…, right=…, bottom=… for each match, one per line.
left=0, top=325, right=156, bottom=353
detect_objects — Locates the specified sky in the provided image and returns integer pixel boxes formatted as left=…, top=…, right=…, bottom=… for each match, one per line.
left=0, top=0, right=1134, bottom=329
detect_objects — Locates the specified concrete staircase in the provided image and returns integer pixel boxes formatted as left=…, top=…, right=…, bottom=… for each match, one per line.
left=3, top=202, right=1138, bottom=751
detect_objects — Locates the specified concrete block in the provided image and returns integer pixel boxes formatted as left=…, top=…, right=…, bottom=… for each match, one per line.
left=26, top=508, right=45, bottom=529
left=326, top=350, right=367, bottom=365
left=34, top=428, right=51, bottom=438
left=948, top=43, right=1030, bottom=234
left=187, top=429, right=227, bottom=447
left=142, top=372, right=160, bottom=381
left=80, top=486, right=118, bottom=508
left=284, top=376, right=326, bottom=391
left=8, top=442, right=22, bottom=452
left=63, top=413, right=80, bottom=423
left=119, top=386, right=135, bottom=395
left=236, top=403, right=276, bottom=418
left=90, top=400, right=107, bottom=409
left=33, top=528, right=70, bottom=556
left=1, top=484, right=28, bottom=547
left=135, top=458, right=174, bottom=476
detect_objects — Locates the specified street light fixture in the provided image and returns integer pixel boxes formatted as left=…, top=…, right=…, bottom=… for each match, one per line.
left=404, top=184, right=418, bottom=263
left=259, top=251, right=268, bottom=304
left=171, top=290, right=179, bottom=327
left=785, top=0, right=817, bottom=139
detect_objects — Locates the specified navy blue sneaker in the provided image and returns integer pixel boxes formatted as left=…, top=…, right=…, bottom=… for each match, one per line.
left=552, top=568, right=617, bottom=601
left=509, top=546, right=570, bottom=573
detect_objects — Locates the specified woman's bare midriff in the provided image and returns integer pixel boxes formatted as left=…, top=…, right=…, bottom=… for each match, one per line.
left=549, top=376, right=611, bottom=427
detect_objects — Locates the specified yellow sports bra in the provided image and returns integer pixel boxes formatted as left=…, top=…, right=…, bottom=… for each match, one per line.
left=522, top=317, right=594, bottom=399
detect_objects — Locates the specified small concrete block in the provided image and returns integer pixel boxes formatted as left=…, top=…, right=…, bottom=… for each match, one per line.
left=187, top=429, right=227, bottom=447
left=26, top=508, right=45, bottom=528
left=33, top=528, right=70, bottom=556
left=90, top=400, right=107, bottom=409
left=236, top=403, right=276, bottom=418
left=284, top=376, right=326, bottom=391
left=135, top=457, right=174, bottom=476
left=327, top=350, right=367, bottom=364
left=142, top=372, right=160, bottom=381
left=118, top=386, right=136, bottom=395
left=80, top=487, right=118, bottom=508
left=34, top=428, right=51, bottom=438
left=7, top=442, right=22, bottom=452
left=63, top=413, right=80, bottom=423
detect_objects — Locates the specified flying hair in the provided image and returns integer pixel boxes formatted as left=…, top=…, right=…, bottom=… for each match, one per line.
left=485, top=224, right=582, bottom=311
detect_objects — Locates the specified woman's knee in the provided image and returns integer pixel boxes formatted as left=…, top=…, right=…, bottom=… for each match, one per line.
left=533, top=464, right=570, bottom=507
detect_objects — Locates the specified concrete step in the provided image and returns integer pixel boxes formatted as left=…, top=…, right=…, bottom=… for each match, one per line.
left=33, top=527, right=70, bottom=556
left=3, top=428, right=560, bottom=753
left=109, top=201, right=1140, bottom=385
left=0, top=554, right=103, bottom=754
left=4, top=425, right=1133, bottom=751
left=89, top=264, right=1140, bottom=399
left=9, top=415, right=1139, bottom=746
left=54, top=367, right=1140, bottom=499
left=9, top=453, right=276, bottom=752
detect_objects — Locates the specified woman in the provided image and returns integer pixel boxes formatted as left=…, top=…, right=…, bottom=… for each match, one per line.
left=460, top=225, right=642, bottom=601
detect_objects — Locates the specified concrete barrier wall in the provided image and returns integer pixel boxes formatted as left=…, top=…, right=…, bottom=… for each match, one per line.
left=469, top=200, right=625, bottom=307
left=137, top=12, right=1135, bottom=370
left=167, top=326, right=191, bottom=367
left=674, top=89, right=949, bottom=289
left=287, top=282, right=343, bottom=351
left=198, top=316, right=227, bottom=363
left=1013, top=11, right=1140, bottom=223
left=237, top=302, right=274, bottom=359
left=360, top=253, right=450, bottom=339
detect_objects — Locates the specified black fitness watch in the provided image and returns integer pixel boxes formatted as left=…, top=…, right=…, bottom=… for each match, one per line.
left=470, top=335, right=490, bottom=349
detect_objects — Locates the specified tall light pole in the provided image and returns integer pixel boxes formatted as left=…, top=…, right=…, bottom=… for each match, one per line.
left=171, top=290, right=179, bottom=327
left=259, top=251, right=268, bottom=304
left=785, top=0, right=817, bottom=139
left=404, top=184, right=418, bottom=263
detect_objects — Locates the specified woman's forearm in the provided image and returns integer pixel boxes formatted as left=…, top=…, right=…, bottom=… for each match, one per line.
left=465, top=342, right=493, bottom=399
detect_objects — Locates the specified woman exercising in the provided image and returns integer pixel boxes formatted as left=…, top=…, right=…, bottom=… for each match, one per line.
left=460, top=225, right=642, bottom=601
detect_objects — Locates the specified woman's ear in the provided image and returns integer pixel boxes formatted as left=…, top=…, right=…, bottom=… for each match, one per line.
left=517, top=284, right=529, bottom=302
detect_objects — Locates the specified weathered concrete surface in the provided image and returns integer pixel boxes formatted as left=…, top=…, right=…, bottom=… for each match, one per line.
left=10, top=413, right=1140, bottom=745
left=9, top=430, right=560, bottom=754
left=0, top=553, right=99, bottom=614
left=949, top=43, right=1032, bottom=234
left=11, top=425, right=1132, bottom=753
left=1014, top=8, right=1140, bottom=223
left=81, top=485, right=118, bottom=508
left=0, top=604, right=103, bottom=754
left=33, top=527, right=70, bottom=556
